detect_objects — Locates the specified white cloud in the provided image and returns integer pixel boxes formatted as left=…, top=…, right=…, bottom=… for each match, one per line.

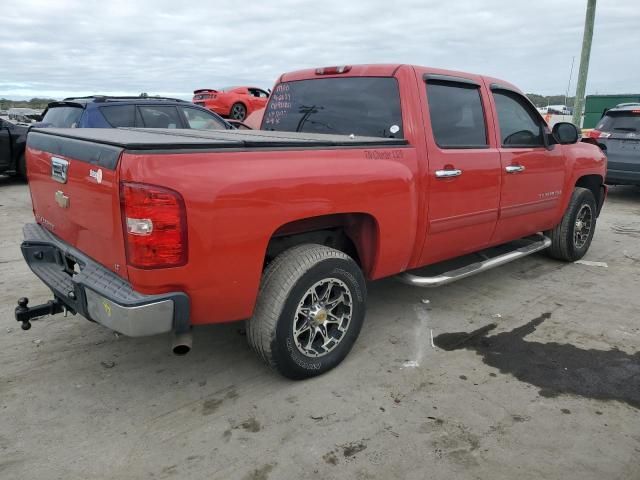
left=1, top=0, right=638, bottom=100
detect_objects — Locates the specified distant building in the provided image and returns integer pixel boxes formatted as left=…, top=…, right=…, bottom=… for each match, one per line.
left=537, top=105, right=571, bottom=116
left=584, top=94, right=640, bottom=129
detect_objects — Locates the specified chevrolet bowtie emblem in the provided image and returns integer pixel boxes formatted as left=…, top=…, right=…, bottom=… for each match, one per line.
left=55, top=190, right=70, bottom=208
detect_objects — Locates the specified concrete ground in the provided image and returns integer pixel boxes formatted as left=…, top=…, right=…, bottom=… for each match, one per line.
left=1, top=175, right=639, bottom=480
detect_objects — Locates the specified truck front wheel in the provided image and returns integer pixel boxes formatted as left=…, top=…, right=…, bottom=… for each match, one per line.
left=546, top=187, right=597, bottom=262
left=247, top=244, right=367, bottom=379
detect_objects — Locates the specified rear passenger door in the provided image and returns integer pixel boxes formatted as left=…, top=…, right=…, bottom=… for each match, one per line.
left=419, top=74, right=502, bottom=265
left=488, top=87, right=566, bottom=244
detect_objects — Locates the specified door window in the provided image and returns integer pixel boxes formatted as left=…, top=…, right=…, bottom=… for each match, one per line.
left=492, top=91, right=544, bottom=147
left=100, top=105, right=136, bottom=127
left=249, top=89, right=269, bottom=98
left=180, top=107, right=227, bottom=130
left=137, top=106, right=182, bottom=128
left=426, top=81, right=488, bottom=148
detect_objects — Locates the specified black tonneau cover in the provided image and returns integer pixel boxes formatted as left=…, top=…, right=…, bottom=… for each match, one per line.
left=30, top=128, right=407, bottom=151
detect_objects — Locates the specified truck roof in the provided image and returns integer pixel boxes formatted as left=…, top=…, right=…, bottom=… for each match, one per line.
left=280, top=64, right=404, bottom=81
left=279, top=64, right=522, bottom=93
left=29, top=128, right=407, bottom=151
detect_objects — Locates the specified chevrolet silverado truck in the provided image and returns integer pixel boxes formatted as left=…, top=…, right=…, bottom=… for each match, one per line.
left=15, top=64, right=607, bottom=379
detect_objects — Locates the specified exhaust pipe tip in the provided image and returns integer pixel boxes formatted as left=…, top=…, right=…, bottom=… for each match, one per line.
left=172, top=331, right=192, bottom=356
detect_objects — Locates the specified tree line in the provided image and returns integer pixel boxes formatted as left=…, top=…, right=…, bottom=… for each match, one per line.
left=0, top=98, right=57, bottom=110
left=526, top=94, right=575, bottom=108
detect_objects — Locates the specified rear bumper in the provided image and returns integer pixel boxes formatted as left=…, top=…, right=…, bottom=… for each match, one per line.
left=606, top=169, right=640, bottom=186
left=21, top=223, right=190, bottom=336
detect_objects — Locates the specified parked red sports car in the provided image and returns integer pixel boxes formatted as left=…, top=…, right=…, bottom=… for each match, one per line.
left=192, top=86, right=270, bottom=121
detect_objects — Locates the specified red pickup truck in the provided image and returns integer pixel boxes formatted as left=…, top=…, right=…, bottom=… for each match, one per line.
left=16, top=64, right=607, bottom=379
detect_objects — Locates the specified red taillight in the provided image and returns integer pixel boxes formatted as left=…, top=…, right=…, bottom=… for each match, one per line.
left=587, top=129, right=610, bottom=139
left=315, top=65, right=352, bottom=75
left=120, top=182, right=187, bottom=269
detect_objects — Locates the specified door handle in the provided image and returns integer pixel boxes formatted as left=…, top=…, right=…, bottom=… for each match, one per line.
left=435, top=169, right=463, bottom=178
left=505, top=165, right=525, bottom=173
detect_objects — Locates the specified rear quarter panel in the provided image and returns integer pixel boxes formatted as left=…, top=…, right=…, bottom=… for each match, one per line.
left=119, top=147, right=419, bottom=324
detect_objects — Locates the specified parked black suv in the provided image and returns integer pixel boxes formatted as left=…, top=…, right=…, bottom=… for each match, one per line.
left=0, top=118, right=29, bottom=177
left=589, top=104, right=640, bottom=186
left=38, top=95, right=233, bottom=130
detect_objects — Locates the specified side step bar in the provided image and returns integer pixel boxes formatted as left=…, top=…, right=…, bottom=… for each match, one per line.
left=398, top=234, right=552, bottom=288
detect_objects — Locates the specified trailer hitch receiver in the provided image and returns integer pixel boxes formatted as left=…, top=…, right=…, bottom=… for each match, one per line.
left=15, top=297, right=69, bottom=331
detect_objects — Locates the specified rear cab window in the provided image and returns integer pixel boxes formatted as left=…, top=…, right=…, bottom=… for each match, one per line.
left=262, top=77, right=403, bottom=138
left=41, top=106, right=84, bottom=127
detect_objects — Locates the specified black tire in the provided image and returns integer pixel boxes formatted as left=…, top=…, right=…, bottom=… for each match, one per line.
left=230, top=103, right=247, bottom=121
left=546, top=187, right=597, bottom=261
left=247, top=244, right=367, bottom=380
left=17, top=153, right=27, bottom=179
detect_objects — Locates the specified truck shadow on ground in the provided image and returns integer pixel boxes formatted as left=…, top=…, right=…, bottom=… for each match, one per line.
left=433, top=312, right=640, bottom=410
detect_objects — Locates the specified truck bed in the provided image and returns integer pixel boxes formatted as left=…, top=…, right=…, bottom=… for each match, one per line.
left=29, top=127, right=407, bottom=151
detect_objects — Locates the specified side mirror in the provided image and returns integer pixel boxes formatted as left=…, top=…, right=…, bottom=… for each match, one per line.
left=552, top=122, right=579, bottom=144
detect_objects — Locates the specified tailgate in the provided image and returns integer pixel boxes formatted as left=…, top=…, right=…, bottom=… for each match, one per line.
left=26, top=131, right=129, bottom=279
left=604, top=134, right=640, bottom=173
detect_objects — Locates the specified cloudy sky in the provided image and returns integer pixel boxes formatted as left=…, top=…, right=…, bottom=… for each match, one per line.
left=1, top=0, right=638, bottom=100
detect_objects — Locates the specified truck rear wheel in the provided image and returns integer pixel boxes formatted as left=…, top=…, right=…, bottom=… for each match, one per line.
left=546, top=187, right=597, bottom=262
left=247, top=244, right=366, bottom=380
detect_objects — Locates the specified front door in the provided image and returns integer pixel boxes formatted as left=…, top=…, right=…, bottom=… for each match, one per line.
left=488, top=88, right=567, bottom=244
left=418, top=74, right=502, bottom=265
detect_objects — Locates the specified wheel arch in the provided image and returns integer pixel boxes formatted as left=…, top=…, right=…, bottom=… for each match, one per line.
left=265, top=213, right=380, bottom=278
left=575, top=174, right=605, bottom=216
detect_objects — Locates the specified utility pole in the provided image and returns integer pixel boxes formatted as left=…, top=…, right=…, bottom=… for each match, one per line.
left=572, top=0, right=597, bottom=127
left=564, top=56, right=575, bottom=107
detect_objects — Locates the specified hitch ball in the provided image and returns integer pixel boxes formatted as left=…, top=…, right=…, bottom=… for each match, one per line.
left=16, top=298, right=32, bottom=330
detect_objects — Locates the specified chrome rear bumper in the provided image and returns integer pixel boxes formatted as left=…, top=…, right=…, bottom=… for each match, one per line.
left=20, top=223, right=190, bottom=336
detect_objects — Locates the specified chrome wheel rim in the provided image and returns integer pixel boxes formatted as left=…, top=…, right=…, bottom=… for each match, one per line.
left=231, top=104, right=245, bottom=120
left=293, top=278, right=353, bottom=358
left=574, top=204, right=593, bottom=249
